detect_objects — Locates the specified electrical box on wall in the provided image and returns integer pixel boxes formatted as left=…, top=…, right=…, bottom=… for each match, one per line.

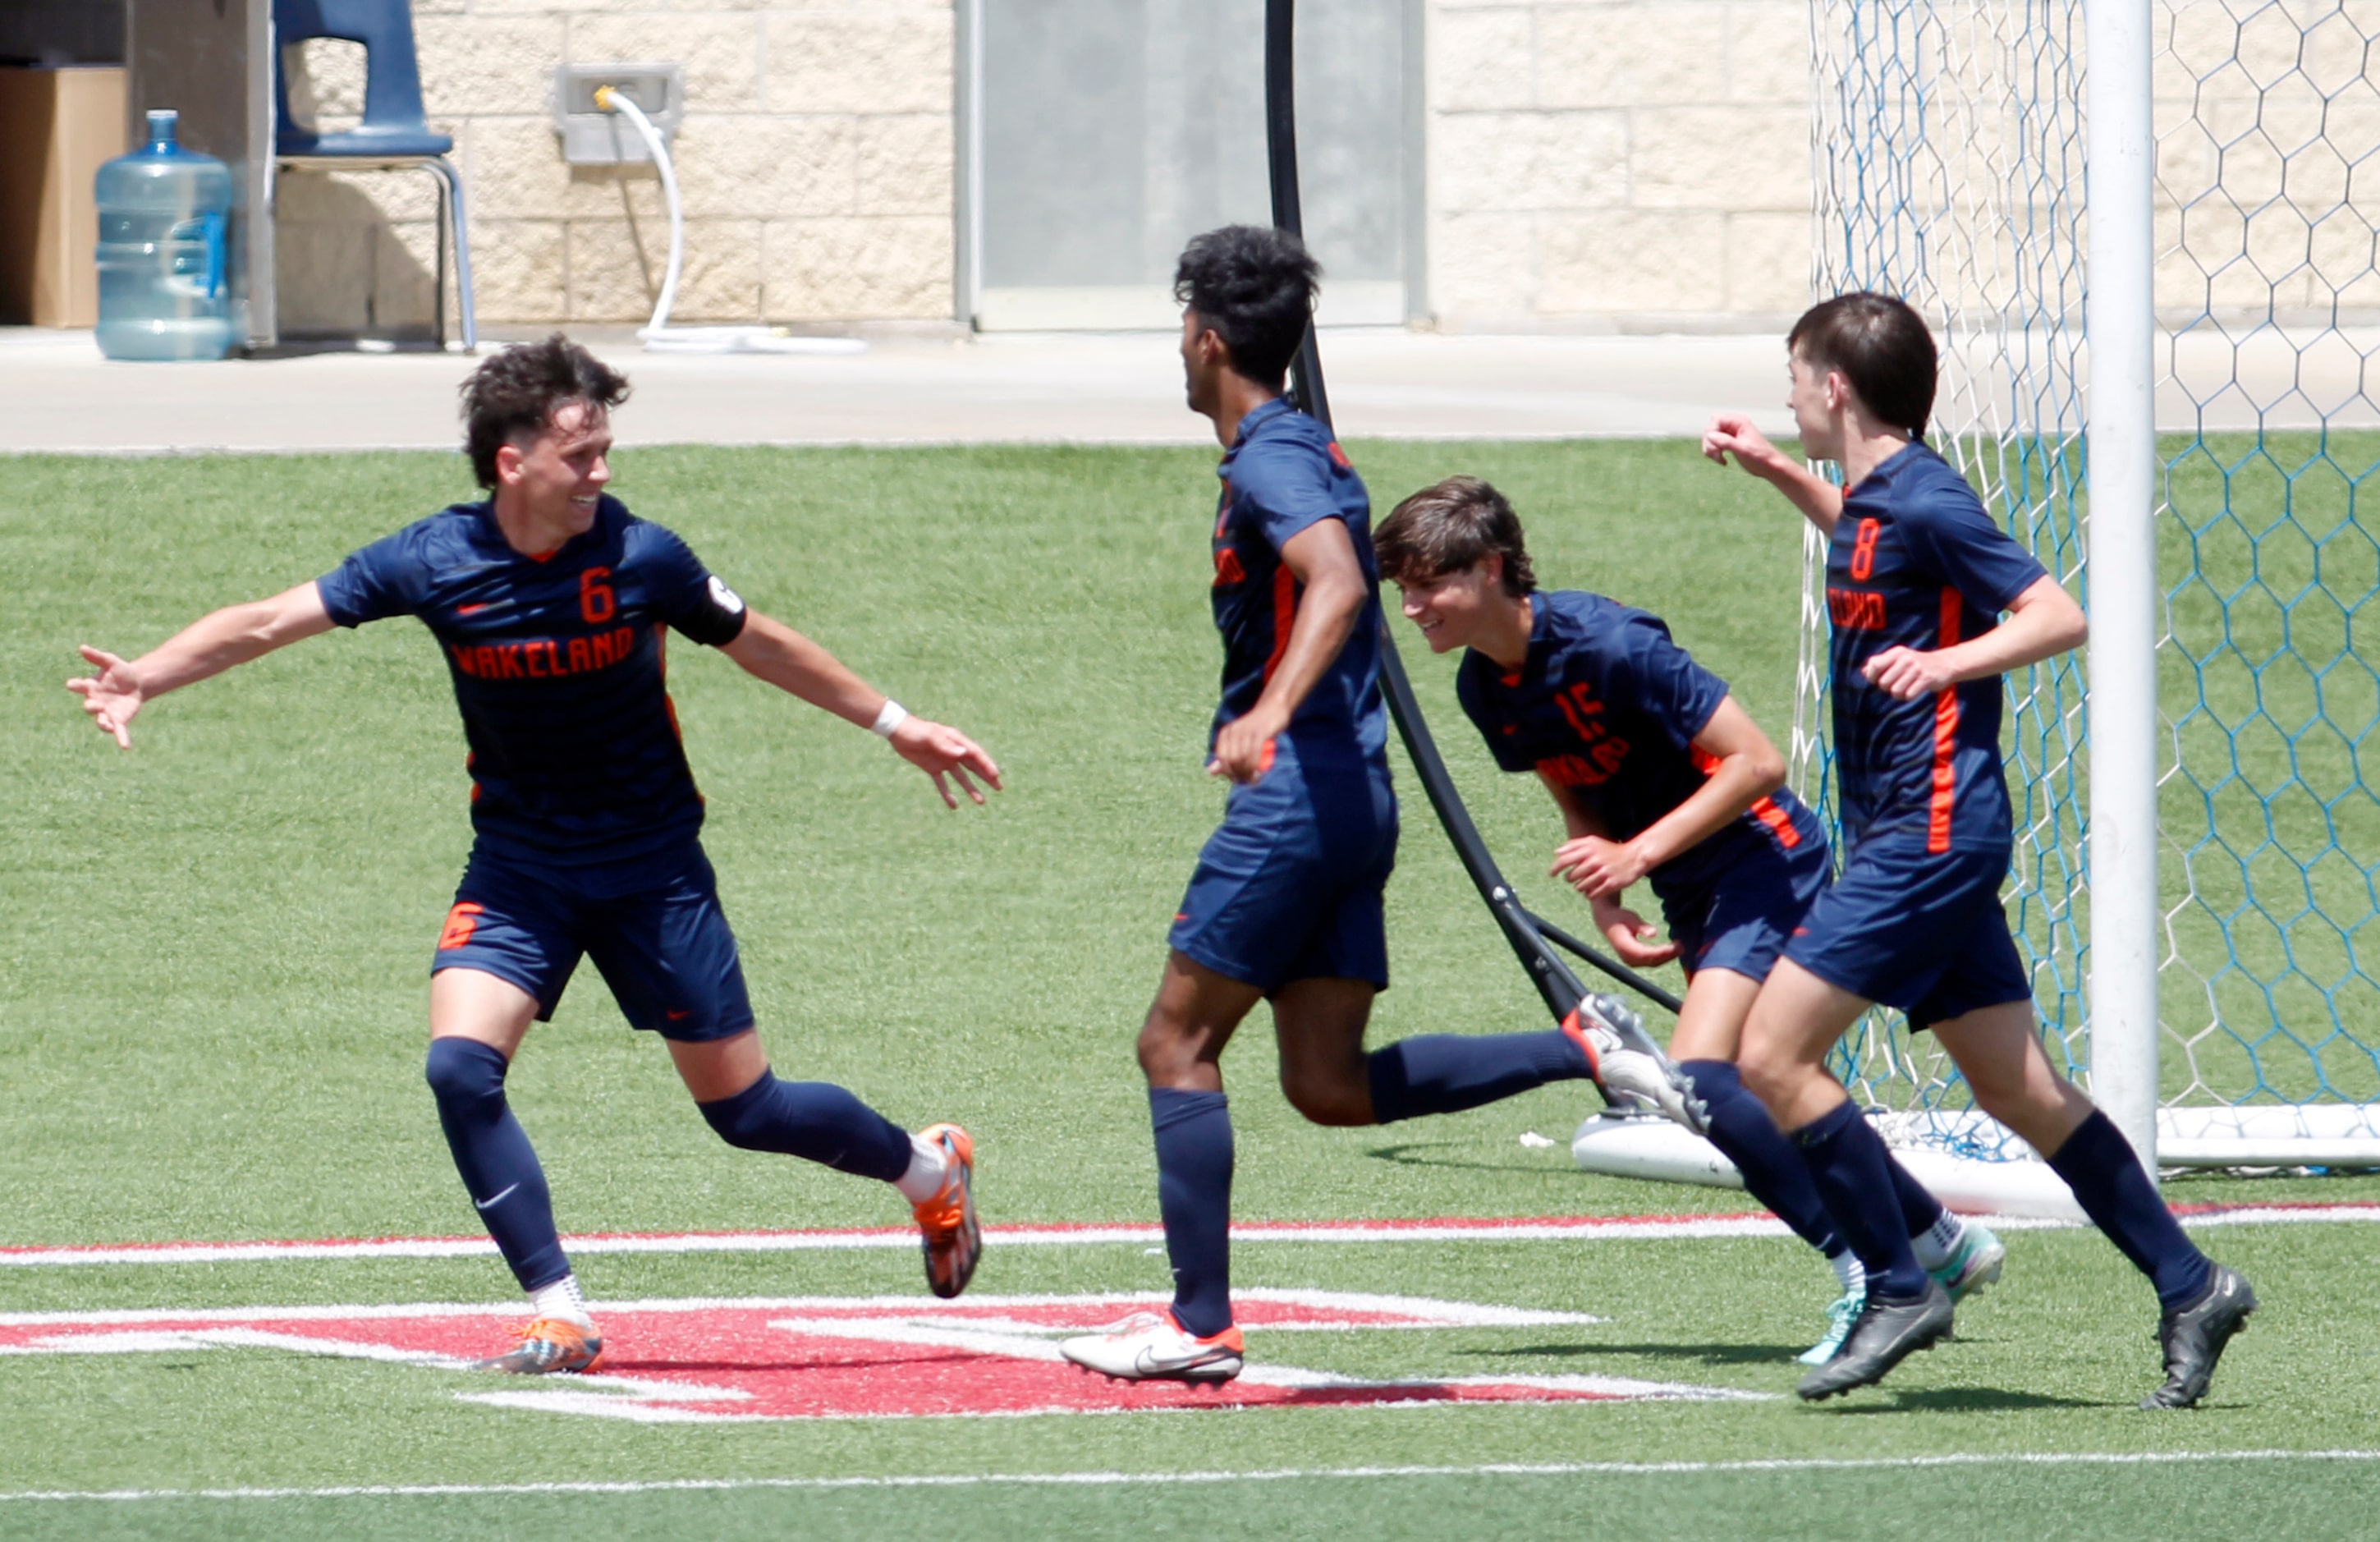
left=550, top=62, right=681, bottom=165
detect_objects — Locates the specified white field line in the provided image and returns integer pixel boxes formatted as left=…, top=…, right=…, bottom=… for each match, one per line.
left=7, top=1450, right=2380, bottom=1503
left=3, top=1202, right=2370, bottom=1270
left=0, top=1287, right=1601, bottom=1332
left=0, top=1218, right=1782, bottom=1268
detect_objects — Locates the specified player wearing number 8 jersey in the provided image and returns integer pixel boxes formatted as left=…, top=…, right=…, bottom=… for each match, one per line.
left=1707, top=292, right=2254, bottom=1407
left=68, top=336, right=1000, bottom=1371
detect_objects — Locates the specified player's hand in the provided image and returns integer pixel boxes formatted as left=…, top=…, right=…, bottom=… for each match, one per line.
left=66, top=645, right=144, bottom=749
left=1702, top=414, right=1786, bottom=479
left=888, top=715, right=1002, bottom=808
left=1861, top=645, right=1959, bottom=701
left=1208, top=708, right=1283, bottom=785
left=1594, top=893, right=1681, bottom=967
left=1551, top=833, right=1649, bottom=900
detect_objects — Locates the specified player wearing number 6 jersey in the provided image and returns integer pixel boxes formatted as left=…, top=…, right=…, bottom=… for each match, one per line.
left=1708, top=292, right=2254, bottom=1407
left=67, top=335, right=998, bottom=1371
left=1375, top=475, right=1997, bottom=1365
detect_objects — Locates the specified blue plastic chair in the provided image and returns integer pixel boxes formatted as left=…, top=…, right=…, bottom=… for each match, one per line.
left=273, top=0, right=475, bottom=348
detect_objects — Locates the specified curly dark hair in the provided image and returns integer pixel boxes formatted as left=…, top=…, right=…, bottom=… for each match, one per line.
left=1787, top=292, right=1937, bottom=438
left=1373, top=476, right=1539, bottom=598
left=458, top=334, right=631, bottom=489
left=1172, top=224, right=1321, bottom=390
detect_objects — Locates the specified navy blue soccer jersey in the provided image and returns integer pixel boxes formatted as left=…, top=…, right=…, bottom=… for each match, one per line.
left=1823, top=442, right=2048, bottom=851
left=1208, top=397, right=1388, bottom=764
left=315, top=495, right=750, bottom=865
left=1456, top=589, right=1823, bottom=904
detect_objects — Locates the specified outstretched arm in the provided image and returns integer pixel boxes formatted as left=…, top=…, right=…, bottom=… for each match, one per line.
left=1208, top=516, right=1369, bottom=783
left=1536, top=768, right=1682, bottom=969
left=1702, top=414, right=1844, bottom=537
left=68, top=581, right=336, bottom=749
left=1860, top=574, right=2087, bottom=700
left=720, top=609, right=1002, bottom=809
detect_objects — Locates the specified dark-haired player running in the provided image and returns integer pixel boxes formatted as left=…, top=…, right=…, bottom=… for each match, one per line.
left=1376, top=475, right=2001, bottom=1363
left=1061, top=227, right=1674, bottom=1385
left=1708, top=292, right=2254, bottom=1405
left=70, top=334, right=997, bottom=1373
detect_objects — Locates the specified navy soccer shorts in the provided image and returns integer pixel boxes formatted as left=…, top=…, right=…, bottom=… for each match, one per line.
left=431, top=842, right=756, bottom=1043
left=1167, top=752, right=1397, bottom=994
left=1660, top=833, right=1831, bottom=984
left=1782, top=833, right=2032, bottom=1030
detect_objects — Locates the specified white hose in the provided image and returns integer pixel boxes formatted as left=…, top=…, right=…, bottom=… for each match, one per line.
left=595, top=87, right=865, bottom=356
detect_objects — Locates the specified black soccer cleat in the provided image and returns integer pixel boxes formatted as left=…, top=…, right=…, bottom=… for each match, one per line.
left=2140, top=1264, right=2257, bottom=1410
left=1795, top=1278, right=1954, bottom=1401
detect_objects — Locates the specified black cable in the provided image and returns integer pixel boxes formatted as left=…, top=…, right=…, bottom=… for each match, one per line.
left=1260, top=0, right=1681, bottom=1062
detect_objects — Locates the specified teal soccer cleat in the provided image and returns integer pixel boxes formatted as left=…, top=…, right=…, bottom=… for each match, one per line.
left=1798, top=1289, right=1864, bottom=1366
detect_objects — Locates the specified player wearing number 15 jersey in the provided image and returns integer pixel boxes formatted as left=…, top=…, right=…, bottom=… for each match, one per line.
left=1375, top=475, right=1995, bottom=1366
left=69, top=336, right=1002, bottom=1371
left=1706, top=292, right=2254, bottom=1407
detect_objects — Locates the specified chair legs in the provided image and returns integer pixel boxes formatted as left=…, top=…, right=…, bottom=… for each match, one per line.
left=422, top=156, right=477, bottom=351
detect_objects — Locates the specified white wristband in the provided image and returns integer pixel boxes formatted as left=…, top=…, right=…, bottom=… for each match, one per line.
left=870, top=699, right=910, bottom=737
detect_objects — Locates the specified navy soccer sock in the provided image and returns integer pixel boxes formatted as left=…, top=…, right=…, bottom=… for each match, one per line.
left=1886, top=1149, right=1951, bottom=1242
left=2045, top=1108, right=2213, bottom=1309
left=1793, top=1099, right=1932, bottom=1299
left=1365, top=1030, right=1594, bottom=1124
left=424, top=1037, right=570, bottom=1292
left=1680, top=1060, right=1840, bottom=1256
left=698, top=1072, right=913, bottom=1182
left=1151, top=1087, right=1236, bottom=1338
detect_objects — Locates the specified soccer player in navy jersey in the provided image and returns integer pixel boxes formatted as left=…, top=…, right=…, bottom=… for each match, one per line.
left=1059, top=227, right=1667, bottom=1385
left=68, top=336, right=998, bottom=1374
left=1706, top=293, right=2255, bottom=1406
left=1375, top=475, right=2002, bottom=1364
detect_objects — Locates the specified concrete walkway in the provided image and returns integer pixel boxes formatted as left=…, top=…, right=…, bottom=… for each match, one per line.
left=0, top=327, right=1798, bottom=454
left=2, top=324, right=2368, bottom=455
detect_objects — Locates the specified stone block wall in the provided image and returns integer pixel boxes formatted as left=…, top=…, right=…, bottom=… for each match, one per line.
left=276, top=0, right=1818, bottom=334
left=1425, top=0, right=1814, bottom=332
left=277, top=0, right=953, bottom=334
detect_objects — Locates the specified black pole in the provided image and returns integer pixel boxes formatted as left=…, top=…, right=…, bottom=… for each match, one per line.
left=1261, top=0, right=1592, bottom=1024
left=1263, top=0, right=1332, bottom=431
left=1259, top=0, right=1686, bottom=1040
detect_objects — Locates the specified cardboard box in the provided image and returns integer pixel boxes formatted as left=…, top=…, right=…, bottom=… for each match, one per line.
left=0, top=66, right=128, bottom=327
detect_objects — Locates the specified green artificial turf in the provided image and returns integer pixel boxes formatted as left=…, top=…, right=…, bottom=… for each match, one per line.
left=2, top=442, right=2376, bottom=1540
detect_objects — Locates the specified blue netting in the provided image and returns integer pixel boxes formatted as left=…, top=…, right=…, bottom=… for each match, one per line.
left=1805, top=0, right=2092, bottom=1157
left=2156, top=0, right=2380, bottom=1106
left=1804, top=0, right=2380, bottom=1159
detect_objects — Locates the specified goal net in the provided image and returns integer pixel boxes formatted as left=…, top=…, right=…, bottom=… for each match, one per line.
left=1803, top=0, right=2380, bottom=1180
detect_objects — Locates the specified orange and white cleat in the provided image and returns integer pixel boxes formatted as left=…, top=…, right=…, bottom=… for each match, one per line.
left=1058, top=1310, right=1244, bottom=1384
left=472, top=1317, right=604, bottom=1374
left=912, top=1122, right=981, bottom=1299
left=1562, top=995, right=1707, bottom=1133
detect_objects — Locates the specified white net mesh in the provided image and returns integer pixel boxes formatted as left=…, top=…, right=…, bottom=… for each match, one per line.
left=1803, top=0, right=2093, bottom=1162
left=1802, top=0, right=2380, bottom=1167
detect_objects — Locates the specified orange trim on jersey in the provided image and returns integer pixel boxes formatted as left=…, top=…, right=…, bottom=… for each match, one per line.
left=1749, top=796, right=1801, bottom=848
left=1692, top=744, right=1802, bottom=849
left=1928, top=586, right=1964, bottom=853
left=1261, top=564, right=1298, bottom=684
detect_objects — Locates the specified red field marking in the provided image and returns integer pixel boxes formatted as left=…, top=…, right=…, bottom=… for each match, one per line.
left=0, top=1292, right=1758, bottom=1421
left=1, top=1200, right=2369, bottom=1269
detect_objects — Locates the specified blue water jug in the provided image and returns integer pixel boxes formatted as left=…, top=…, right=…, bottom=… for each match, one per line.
left=94, top=110, right=236, bottom=361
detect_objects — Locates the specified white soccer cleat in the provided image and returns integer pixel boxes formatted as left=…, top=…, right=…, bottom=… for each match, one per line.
left=1561, top=996, right=1708, bottom=1132
left=1058, top=1310, right=1245, bottom=1384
